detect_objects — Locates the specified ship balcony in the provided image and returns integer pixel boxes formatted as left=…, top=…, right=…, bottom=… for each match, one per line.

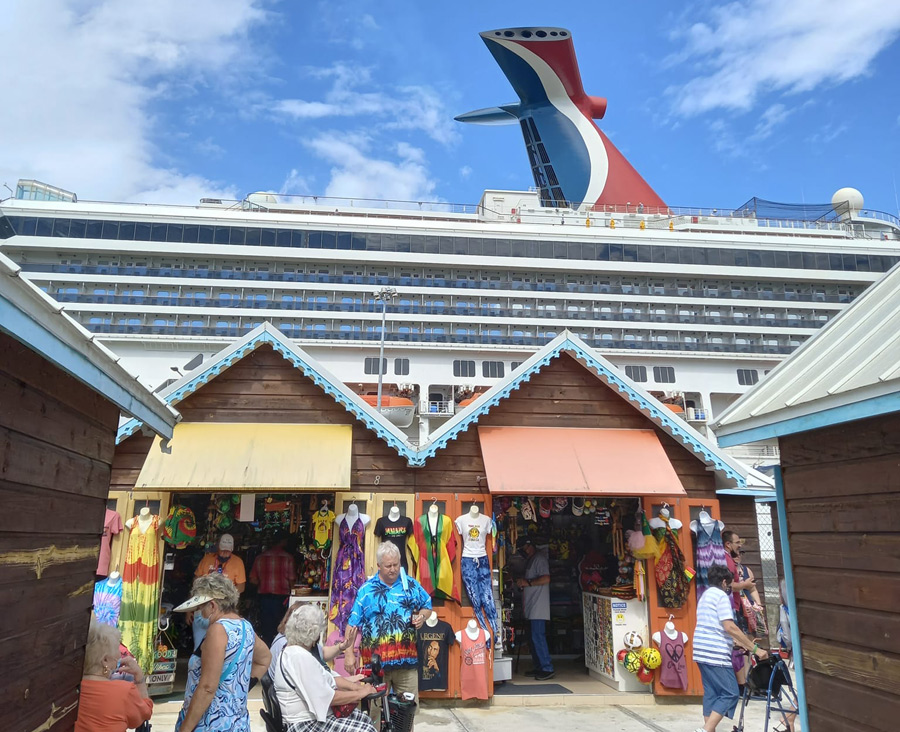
left=422, top=400, right=454, bottom=416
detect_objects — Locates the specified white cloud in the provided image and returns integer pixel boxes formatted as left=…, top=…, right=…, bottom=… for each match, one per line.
left=269, top=63, right=459, bottom=146
left=459, top=165, right=473, bottom=179
left=280, top=169, right=315, bottom=196
left=0, top=0, right=268, bottom=202
left=750, top=103, right=793, bottom=141
left=305, top=133, right=438, bottom=201
left=668, top=0, right=900, bottom=115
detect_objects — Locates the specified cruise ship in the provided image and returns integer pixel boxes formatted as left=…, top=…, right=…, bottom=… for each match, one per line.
left=2, top=26, right=899, bottom=462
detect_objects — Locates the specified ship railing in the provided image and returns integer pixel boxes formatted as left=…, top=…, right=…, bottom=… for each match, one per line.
left=423, top=400, right=454, bottom=415
left=53, top=292, right=828, bottom=329
left=80, top=322, right=801, bottom=355
left=855, top=208, right=900, bottom=228
left=26, top=263, right=860, bottom=304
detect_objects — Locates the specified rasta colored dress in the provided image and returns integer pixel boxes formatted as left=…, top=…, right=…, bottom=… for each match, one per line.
left=329, top=516, right=366, bottom=630
left=408, top=513, right=459, bottom=602
left=120, top=515, right=161, bottom=675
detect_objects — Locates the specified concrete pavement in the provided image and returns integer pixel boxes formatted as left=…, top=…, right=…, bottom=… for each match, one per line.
left=148, top=697, right=797, bottom=731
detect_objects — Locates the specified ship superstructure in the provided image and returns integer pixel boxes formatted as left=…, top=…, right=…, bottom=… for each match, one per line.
left=2, top=27, right=899, bottom=463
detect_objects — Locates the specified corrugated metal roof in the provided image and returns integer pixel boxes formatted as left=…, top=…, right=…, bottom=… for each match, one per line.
left=0, top=252, right=178, bottom=438
left=713, top=260, right=900, bottom=441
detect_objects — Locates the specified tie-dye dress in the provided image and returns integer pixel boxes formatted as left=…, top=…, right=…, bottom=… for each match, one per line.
left=329, top=517, right=366, bottom=630
left=119, top=515, right=160, bottom=674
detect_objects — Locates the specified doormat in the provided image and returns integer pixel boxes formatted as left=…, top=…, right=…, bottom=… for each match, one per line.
left=493, top=682, right=572, bottom=695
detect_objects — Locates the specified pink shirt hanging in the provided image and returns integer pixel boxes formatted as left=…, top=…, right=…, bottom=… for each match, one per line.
left=459, top=627, right=490, bottom=700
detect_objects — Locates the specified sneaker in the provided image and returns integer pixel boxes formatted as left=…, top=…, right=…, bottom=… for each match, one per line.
left=523, top=669, right=539, bottom=677
left=534, top=670, right=556, bottom=681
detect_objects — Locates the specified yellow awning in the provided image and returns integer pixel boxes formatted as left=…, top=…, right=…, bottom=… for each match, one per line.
left=136, top=423, right=352, bottom=490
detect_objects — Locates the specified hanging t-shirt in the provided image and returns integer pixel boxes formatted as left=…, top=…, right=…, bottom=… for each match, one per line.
left=454, top=513, right=493, bottom=558
left=97, top=509, right=124, bottom=576
left=416, top=620, right=455, bottom=691
left=458, top=627, right=490, bottom=700
left=311, top=510, right=336, bottom=549
left=374, top=515, right=414, bottom=571
left=93, top=577, right=123, bottom=627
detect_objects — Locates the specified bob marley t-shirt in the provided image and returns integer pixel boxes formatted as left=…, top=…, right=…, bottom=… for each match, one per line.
left=417, top=620, right=455, bottom=691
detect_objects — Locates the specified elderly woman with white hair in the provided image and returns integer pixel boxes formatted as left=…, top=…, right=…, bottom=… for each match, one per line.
left=273, top=604, right=376, bottom=732
left=174, top=573, right=271, bottom=732
left=75, top=616, right=153, bottom=732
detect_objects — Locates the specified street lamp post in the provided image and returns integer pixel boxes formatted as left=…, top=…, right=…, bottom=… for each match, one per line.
left=374, top=287, right=397, bottom=412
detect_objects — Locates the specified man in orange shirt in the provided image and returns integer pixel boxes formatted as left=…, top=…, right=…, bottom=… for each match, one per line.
left=189, top=534, right=246, bottom=649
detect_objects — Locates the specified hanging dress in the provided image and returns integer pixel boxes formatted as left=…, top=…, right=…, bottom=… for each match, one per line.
left=175, top=617, right=255, bottom=732
left=120, top=515, right=161, bottom=675
left=695, top=522, right=728, bottom=596
left=654, top=521, right=689, bottom=609
left=408, top=513, right=459, bottom=602
left=329, top=517, right=366, bottom=630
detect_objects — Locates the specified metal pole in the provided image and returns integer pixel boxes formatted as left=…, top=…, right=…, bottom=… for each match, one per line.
left=376, top=297, right=387, bottom=412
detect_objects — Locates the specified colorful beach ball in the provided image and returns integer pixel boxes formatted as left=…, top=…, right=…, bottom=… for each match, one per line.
left=641, top=647, right=662, bottom=670
left=617, top=649, right=628, bottom=662
left=624, top=651, right=641, bottom=673
left=636, top=665, right=655, bottom=684
left=623, top=631, right=644, bottom=650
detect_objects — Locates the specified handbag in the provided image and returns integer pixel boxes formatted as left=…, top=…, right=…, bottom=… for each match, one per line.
left=741, top=596, right=757, bottom=634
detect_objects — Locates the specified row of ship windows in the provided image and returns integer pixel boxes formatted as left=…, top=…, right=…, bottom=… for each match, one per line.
left=328, top=356, right=762, bottom=386
left=6, top=215, right=898, bottom=273
left=54, top=290, right=828, bottom=327
left=23, top=263, right=862, bottom=304
left=87, top=317, right=803, bottom=348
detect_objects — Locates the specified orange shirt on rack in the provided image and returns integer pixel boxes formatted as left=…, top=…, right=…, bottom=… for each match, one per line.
left=74, top=679, right=153, bottom=732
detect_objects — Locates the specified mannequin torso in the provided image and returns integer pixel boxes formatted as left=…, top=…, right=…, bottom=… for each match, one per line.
left=388, top=506, right=401, bottom=522
left=336, top=503, right=370, bottom=528
left=126, top=507, right=153, bottom=533
left=428, top=504, right=440, bottom=534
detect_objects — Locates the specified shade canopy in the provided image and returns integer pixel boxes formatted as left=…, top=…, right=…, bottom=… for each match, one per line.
left=136, top=423, right=352, bottom=490
left=477, top=426, right=686, bottom=496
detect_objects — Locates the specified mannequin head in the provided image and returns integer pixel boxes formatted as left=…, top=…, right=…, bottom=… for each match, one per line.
left=428, top=503, right=439, bottom=516
left=469, top=504, right=479, bottom=518
left=139, top=506, right=151, bottom=517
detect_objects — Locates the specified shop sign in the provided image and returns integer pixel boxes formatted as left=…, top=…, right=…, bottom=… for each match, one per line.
left=611, top=602, right=627, bottom=611
left=153, top=661, right=177, bottom=673
left=154, top=649, right=177, bottom=660
left=148, top=672, right=175, bottom=684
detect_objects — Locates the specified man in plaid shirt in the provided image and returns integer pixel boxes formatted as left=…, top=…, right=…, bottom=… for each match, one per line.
left=250, top=532, right=296, bottom=644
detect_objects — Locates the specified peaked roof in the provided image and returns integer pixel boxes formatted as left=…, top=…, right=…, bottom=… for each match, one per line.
left=0, top=252, right=177, bottom=438
left=418, top=331, right=769, bottom=490
left=713, top=261, right=900, bottom=445
left=116, top=323, right=414, bottom=457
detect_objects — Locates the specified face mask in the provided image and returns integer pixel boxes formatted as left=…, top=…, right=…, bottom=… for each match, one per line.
left=194, top=612, right=210, bottom=629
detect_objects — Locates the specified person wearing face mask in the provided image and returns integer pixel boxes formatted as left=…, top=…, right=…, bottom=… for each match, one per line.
left=173, top=573, right=271, bottom=732
left=189, top=534, right=247, bottom=650
left=692, top=565, right=768, bottom=732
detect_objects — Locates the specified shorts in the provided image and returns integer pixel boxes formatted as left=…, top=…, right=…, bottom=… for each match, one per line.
left=697, top=663, right=740, bottom=719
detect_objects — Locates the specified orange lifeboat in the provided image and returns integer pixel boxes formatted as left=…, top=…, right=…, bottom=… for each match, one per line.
left=458, top=393, right=483, bottom=408
left=361, top=395, right=416, bottom=428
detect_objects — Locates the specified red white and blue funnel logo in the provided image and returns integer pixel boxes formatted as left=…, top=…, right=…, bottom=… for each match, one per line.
left=456, top=27, right=666, bottom=212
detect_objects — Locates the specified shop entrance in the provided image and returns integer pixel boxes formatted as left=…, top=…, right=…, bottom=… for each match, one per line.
left=494, top=495, right=651, bottom=695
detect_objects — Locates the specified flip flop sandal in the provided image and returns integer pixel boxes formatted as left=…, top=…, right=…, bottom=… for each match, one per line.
left=539, top=497, right=553, bottom=518
left=553, top=497, right=569, bottom=513
left=572, top=498, right=585, bottom=516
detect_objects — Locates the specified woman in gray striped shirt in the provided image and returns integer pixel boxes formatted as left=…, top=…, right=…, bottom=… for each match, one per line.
left=692, top=566, right=768, bottom=732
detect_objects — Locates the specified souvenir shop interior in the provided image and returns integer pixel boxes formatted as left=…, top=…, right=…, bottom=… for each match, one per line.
left=94, top=489, right=725, bottom=699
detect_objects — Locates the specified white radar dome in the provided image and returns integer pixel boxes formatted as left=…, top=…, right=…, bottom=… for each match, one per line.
left=832, top=187, right=863, bottom=213
left=247, top=192, right=278, bottom=205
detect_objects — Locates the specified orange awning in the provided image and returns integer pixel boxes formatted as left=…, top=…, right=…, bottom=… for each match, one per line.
left=477, top=426, right=686, bottom=496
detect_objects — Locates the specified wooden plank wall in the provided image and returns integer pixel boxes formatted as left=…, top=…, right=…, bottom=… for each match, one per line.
left=0, top=332, right=120, bottom=732
left=781, top=412, right=900, bottom=732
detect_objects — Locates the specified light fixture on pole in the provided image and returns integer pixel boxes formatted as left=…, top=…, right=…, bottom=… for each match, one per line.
left=373, top=287, right=397, bottom=412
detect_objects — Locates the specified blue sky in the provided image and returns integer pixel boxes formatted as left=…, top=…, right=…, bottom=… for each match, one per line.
left=2, top=0, right=899, bottom=214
